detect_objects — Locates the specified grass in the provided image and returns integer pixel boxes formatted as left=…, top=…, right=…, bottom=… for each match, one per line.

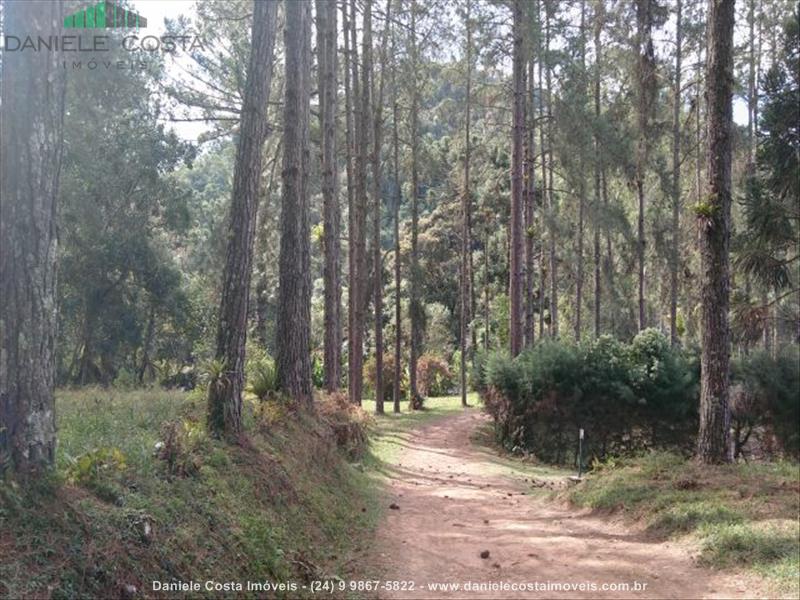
left=566, top=451, right=800, bottom=596
left=0, top=387, right=381, bottom=599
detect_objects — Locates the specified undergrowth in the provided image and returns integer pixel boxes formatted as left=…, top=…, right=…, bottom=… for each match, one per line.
left=0, top=388, right=379, bottom=599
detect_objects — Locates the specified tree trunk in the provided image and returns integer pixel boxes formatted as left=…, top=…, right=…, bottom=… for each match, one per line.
left=342, top=0, right=356, bottom=396
left=544, top=0, right=558, bottom=338
left=537, top=0, right=547, bottom=340
left=408, top=1, right=423, bottom=407
left=0, top=0, right=66, bottom=477
left=461, top=1, right=474, bottom=405
left=317, top=0, right=342, bottom=392
left=574, top=0, right=587, bottom=342
left=509, top=0, right=526, bottom=357
left=390, top=13, right=403, bottom=414
left=634, top=0, right=656, bottom=332
left=207, top=0, right=278, bottom=437
left=696, top=0, right=735, bottom=464
left=524, top=25, right=536, bottom=348
left=276, top=0, right=313, bottom=405
left=370, top=0, right=391, bottom=414
left=138, top=306, right=156, bottom=384
left=592, top=0, right=604, bottom=339
left=670, top=0, right=683, bottom=346
left=348, top=0, right=367, bottom=406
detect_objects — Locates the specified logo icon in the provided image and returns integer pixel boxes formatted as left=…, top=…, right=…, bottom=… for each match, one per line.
left=64, top=1, right=147, bottom=29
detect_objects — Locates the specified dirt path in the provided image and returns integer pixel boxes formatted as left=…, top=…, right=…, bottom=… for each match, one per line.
left=366, top=409, right=755, bottom=599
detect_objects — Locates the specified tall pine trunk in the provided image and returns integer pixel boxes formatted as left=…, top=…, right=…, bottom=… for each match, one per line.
left=461, top=1, right=474, bottom=405
left=207, top=0, right=278, bottom=437
left=592, top=0, right=604, bottom=338
left=348, top=0, right=368, bottom=406
left=408, top=1, right=423, bottom=407
left=544, top=0, right=558, bottom=338
left=669, top=0, right=683, bottom=346
left=509, top=0, right=526, bottom=357
left=391, top=15, right=403, bottom=414
left=634, top=0, right=656, bottom=332
left=317, top=0, right=342, bottom=391
left=276, top=0, right=313, bottom=405
left=574, top=0, right=587, bottom=342
left=537, top=0, right=547, bottom=340
left=524, top=25, right=537, bottom=348
left=0, top=0, right=66, bottom=476
left=370, top=0, right=391, bottom=414
left=696, top=0, right=735, bottom=464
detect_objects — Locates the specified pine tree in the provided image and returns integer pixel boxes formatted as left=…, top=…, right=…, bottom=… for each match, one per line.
left=276, top=0, right=313, bottom=405
left=207, top=0, right=279, bottom=437
left=696, top=0, right=735, bottom=464
left=0, top=0, right=66, bottom=476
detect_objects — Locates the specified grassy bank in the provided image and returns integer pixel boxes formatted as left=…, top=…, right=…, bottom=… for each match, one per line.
left=0, top=388, right=379, bottom=599
left=565, top=452, right=800, bottom=596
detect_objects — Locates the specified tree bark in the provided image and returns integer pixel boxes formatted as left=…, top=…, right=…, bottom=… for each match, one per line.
left=634, top=0, right=656, bottom=332
left=574, top=0, right=587, bottom=342
left=461, top=1, right=474, bottom=405
left=670, top=0, right=683, bottom=346
left=390, top=12, right=403, bottom=414
left=509, top=0, right=526, bottom=357
left=317, top=0, right=342, bottom=392
left=348, top=0, right=367, bottom=406
left=697, top=0, right=735, bottom=464
left=537, top=0, right=547, bottom=340
left=544, top=0, right=558, bottom=338
left=370, top=0, right=391, bottom=414
left=0, top=0, right=66, bottom=477
left=207, top=0, right=278, bottom=437
left=276, top=0, right=313, bottom=405
left=592, top=0, right=604, bottom=339
left=342, top=0, right=356, bottom=397
left=408, top=1, right=423, bottom=407
left=524, top=12, right=536, bottom=348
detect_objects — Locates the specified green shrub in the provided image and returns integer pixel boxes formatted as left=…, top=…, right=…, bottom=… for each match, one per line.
left=482, top=330, right=699, bottom=463
left=732, top=348, right=800, bottom=459
left=246, top=353, right=279, bottom=401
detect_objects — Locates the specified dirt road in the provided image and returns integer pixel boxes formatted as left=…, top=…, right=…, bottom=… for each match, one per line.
left=366, top=410, right=754, bottom=599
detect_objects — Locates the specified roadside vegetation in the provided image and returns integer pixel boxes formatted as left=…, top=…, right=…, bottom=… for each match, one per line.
left=0, top=388, right=378, bottom=599
left=564, top=452, right=800, bottom=596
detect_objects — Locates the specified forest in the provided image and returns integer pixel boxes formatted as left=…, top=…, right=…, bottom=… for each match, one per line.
left=1, top=0, right=799, bottom=598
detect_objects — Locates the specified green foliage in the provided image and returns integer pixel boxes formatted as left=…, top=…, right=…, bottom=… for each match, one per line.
left=731, top=348, right=800, bottom=459
left=65, top=447, right=128, bottom=486
left=416, top=353, right=454, bottom=397
left=482, top=330, right=698, bottom=462
left=246, top=354, right=279, bottom=402
left=311, top=351, right=325, bottom=389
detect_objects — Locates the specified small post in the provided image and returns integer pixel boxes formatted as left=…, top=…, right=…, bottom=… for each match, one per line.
left=578, top=428, right=584, bottom=478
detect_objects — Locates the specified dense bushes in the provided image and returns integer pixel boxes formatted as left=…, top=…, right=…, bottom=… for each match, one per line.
left=731, top=349, right=800, bottom=459
left=481, top=330, right=799, bottom=463
left=482, top=330, right=698, bottom=463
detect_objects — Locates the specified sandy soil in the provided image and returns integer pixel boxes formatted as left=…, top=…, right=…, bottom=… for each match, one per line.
left=365, top=410, right=759, bottom=599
